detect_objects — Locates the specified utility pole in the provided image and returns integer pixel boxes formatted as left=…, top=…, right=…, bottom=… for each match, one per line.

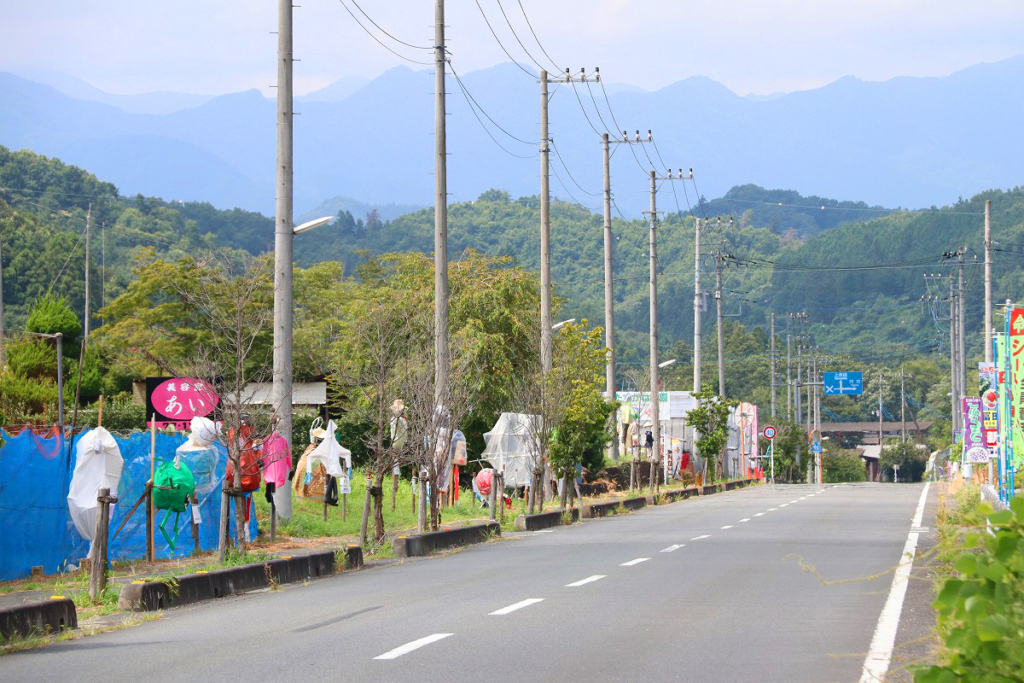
left=770, top=313, right=776, bottom=418
left=786, top=334, right=792, bottom=420
left=900, top=365, right=907, bottom=443
left=957, top=249, right=966, bottom=399
left=539, top=69, right=552, bottom=374
left=83, top=203, right=92, bottom=339
left=602, top=132, right=616, bottom=460
left=984, top=200, right=993, bottom=363
left=878, top=371, right=884, bottom=446
left=434, top=0, right=450, bottom=400
left=714, top=252, right=725, bottom=397
left=271, top=0, right=295, bottom=521
left=950, top=274, right=959, bottom=435
left=648, top=170, right=661, bottom=490
left=693, top=218, right=702, bottom=392
left=795, top=341, right=802, bottom=426
left=806, top=356, right=812, bottom=434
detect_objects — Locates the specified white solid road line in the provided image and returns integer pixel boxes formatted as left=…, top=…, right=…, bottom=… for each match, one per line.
left=566, top=575, right=606, bottom=587
left=721, top=525, right=733, bottom=530
left=690, top=534, right=710, bottom=541
left=375, top=633, right=453, bottom=660
left=754, top=512, right=765, bottom=517
left=620, top=558, right=650, bottom=566
left=534, top=530, right=554, bottom=533
left=739, top=518, right=750, bottom=523
left=859, top=483, right=931, bottom=683
left=660, top=544, right=684, bottom=553
left=490, top=598, right=545, bottom=616
left=767, top=507, right=777, bottom=511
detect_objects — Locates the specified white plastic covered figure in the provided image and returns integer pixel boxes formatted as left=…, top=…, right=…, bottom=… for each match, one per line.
left=67, top=427, right=124, bottom=552
left=306, top=420, right=350, bottom=479
left=482, top=413, right=542, bottom=487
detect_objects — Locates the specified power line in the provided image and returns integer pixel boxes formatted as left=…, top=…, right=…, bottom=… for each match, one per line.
left=473, top=0, right=536, bottom=77
left=515, top=0, right=562, bottom=72
left=336, top=0, right=432, bottom=66
left=494, top=0, right=549, bottom=73
left=550, top=140, right=600, bottom=197
left=348, top=0, right=432, bottom=50
left=449, top=64, right=538, bottom=146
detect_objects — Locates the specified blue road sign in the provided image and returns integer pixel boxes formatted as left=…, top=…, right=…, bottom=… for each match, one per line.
left=810, top=441, right=822, bottom=454
left=824, top=371, right=863, bottom=395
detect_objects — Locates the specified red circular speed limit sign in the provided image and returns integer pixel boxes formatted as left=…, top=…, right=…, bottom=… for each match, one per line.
left=763, top=425, right=777, bottom=440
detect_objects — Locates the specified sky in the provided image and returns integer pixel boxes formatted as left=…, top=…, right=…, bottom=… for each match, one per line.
left=2, top=1, right=1022, bottom=97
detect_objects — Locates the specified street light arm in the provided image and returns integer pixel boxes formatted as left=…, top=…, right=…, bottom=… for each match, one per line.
left=293, top=216, right=333, bottom=235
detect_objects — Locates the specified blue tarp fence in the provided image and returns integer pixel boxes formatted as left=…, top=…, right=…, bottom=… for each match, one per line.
left=0, top=428, right=257, bottom=581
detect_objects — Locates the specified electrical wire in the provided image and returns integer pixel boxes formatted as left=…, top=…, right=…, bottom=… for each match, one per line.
left=568, top=79, right=604, bottom=138
left=516, top=0, right=562, bottom=73
left=448, top=63, right=538, bottom=145
left=473, top=0, right=537, bottom=78
left=550, top=140, right=600, bottom=197
left=450, top=64, right=538, bottom=160
left=336, top=0, right=432, bottom=66
left=348, top=0, right=432, bottom=50
left=495, top=0, right=549, bottom=73
left=549, top=163, right=588, bottom=210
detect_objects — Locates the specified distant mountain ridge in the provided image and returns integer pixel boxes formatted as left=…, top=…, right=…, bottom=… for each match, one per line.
left=0, top=56, right=1021, bottom=217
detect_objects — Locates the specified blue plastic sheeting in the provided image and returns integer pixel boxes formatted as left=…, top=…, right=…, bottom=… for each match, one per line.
left=0, top=429, right=258, bottom=581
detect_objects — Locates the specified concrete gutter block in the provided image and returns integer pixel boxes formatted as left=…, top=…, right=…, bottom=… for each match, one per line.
left=621, top=496, right=647, bottom=511
left=580, top=500, right=620, bottom=518
left=393, top=522, right=500, bottom=558
left=0, top=597, right=77, bottom=640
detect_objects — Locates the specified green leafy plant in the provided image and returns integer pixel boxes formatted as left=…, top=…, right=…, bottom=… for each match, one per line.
left=915, top=497, right=1024, bottom=682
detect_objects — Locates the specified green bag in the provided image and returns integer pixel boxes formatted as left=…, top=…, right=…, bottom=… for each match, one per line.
left=153, top=460, right=196, bottom=513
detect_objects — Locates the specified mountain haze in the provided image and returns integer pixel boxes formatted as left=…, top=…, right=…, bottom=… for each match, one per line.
left=0, top=57, right=1022, bottom=218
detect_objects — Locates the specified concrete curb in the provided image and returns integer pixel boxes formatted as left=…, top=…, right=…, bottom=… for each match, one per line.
left=392, top=522, right=500, bottom=558
left=514, top=507, right=580, bottom=531
left=0, top=597, right=77, bottom=640
left=117, top=546, right=363, bottom=612
left=622, top=496, right=647, bottom=511
left=580, top=500, right=620, bottom=518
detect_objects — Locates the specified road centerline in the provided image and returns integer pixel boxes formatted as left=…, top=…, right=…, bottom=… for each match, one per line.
left=374, top=633, right=453, bottom=660
left=660, top=544, right=684, bottom=553
left=490, top=598, right=545, bottom=616
left=721, top=525, right=734, bottom=530
left=691, top=534, right=711, bottom=541
left=620, top=558, right=650, bottom=567
left=565, top=575, right=606, bottom=587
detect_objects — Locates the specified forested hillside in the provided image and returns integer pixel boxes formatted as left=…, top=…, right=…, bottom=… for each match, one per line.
left=2, top=147, right=1022, bottom=429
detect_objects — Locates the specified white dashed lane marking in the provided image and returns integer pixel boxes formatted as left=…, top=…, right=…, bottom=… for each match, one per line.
left=739, top=518, right=750, bottom=523
left=691, top=534, right=711, bottom=541
left=621, top=558, right=650, bottom=567
left=721, top=525, right=733, bottom=530
left=661, top=544, right=684, bottom=553
left=490, top=598, right=545, bottom=616
left=375, top=633, right=453, bottom=660
left=565, top=575, right=606, bottom=587
left=754, top=512, right=765, bottom=517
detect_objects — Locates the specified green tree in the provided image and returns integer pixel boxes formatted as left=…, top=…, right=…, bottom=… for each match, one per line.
left=686, top=386, right=737, bottom=484
left=880, top=440, right=928, bottom=482
left=822, top=452, right=867, bottom=483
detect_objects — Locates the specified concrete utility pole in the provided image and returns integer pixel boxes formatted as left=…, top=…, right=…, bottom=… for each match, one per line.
left=957, top=249, right=966, bottom=399
left=648, top=170, right=661, bottom=487
left=271, top=0, right=295, bottom=521
left=877, top=371, right=884, bottom=446
left=602, top=133, right=617, bottom=461
left=806, top=357, right=812, bottom=433
left=693, top=218, right=702, bottom=392
left=435, top=0, right=450, bottom=400
left=795, top=342, right=802, bottom=426
left=714, top=252, right=725, bottom=397
left=83, top=203, right=92, bottom=339
left=900, top=365, right=907, bottom=442
left=786, top=334, right=792, bottom=419
left=770, top=313, right=776, bottom=418
left=950, top=274, right=959, bottom=435
left=984, top=200, right=993, bottom=363
left=539, top=69, right=552, bottom=374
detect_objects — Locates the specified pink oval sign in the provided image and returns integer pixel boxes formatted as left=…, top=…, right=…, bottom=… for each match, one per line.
left=150, top=378, right=219, bottom=421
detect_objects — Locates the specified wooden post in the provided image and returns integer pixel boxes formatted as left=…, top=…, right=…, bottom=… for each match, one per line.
left=144, top=482, right=154, bottom=562
left=358, top=476, right=373, bottom=546
left=391, top=469, right=399, bottom=512
left=190, top=493, right=201, bottom=555
left=97, top=395, right=104, bottom=427
left=488, top=470, right=497, bottom=522
left=498, top=473, right=505, bottom=526
left=89, top=488, right=116, bottom=602
left=418, top=471, right=427, bottom=533
left=148, top=415, right=156, bottom=561
left=322, top=487, right=328, bottom=522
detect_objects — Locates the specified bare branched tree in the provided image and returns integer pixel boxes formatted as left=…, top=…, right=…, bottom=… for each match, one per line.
left=169, top=253, right=274, bottom=559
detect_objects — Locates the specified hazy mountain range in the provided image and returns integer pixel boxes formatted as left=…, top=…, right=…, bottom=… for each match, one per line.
left=1, top=56, right=1021, bottom=217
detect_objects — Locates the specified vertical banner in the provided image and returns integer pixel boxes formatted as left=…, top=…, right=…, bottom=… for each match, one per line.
left=1010, top=308, right=1024, bottom=468
left=962, top=397, right=988, bottom=463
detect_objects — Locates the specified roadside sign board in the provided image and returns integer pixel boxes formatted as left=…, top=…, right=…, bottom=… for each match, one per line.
left=824, top=372, right=863, bottom=395
left=763, top=425, right=777, bottom=440
left=810, top=441, right=822, bottom=454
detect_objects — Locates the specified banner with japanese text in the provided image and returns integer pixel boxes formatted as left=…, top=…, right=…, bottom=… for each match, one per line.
left=962, top=397, right=988, bottom=463
left=1010, top=308, right=1024, bottom=467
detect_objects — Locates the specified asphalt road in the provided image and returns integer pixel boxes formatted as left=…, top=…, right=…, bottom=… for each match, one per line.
left=1, top=482, right=935, bottom=683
